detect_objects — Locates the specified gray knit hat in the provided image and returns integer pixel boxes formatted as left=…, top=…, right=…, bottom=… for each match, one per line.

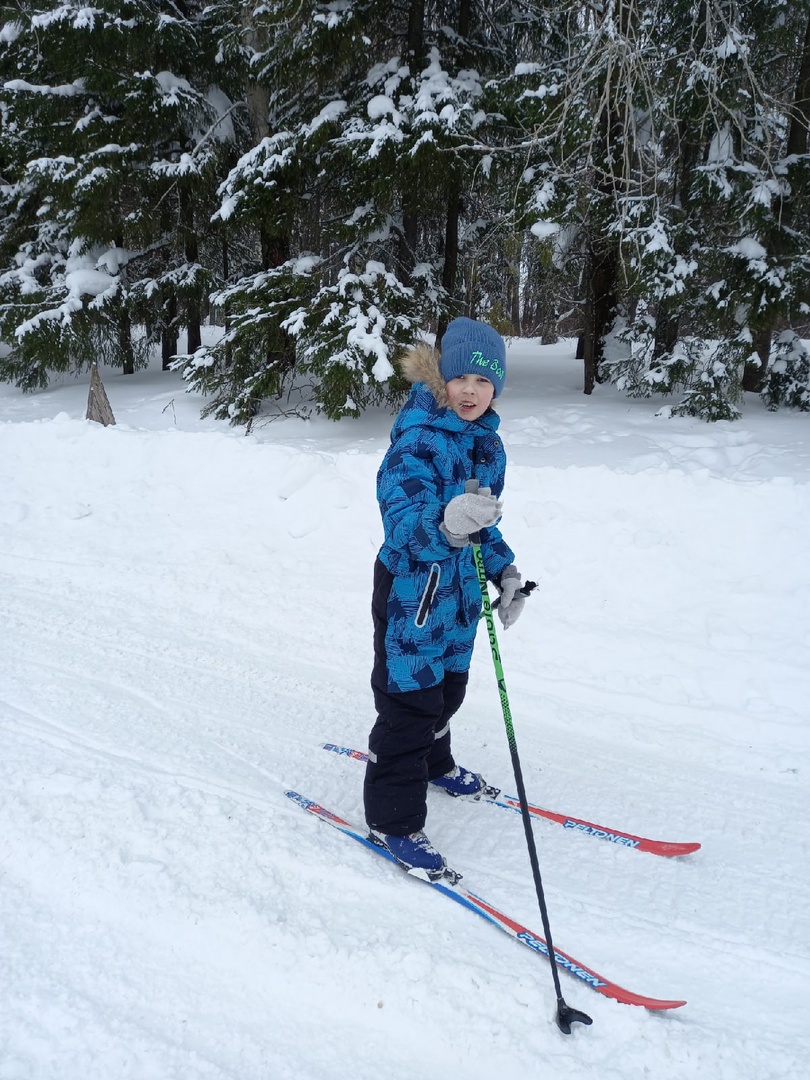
left=439, top=317, right=506, bottom=397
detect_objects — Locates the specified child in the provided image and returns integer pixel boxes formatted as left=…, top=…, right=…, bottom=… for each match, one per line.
left=364, top=316, right=527, bottom=878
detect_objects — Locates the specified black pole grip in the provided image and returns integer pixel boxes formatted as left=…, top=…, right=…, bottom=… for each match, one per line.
left=491, top=579, right=537, bottom=610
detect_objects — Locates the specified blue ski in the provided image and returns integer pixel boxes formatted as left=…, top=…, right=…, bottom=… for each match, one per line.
left=285, top=789, right=686, bottom=1011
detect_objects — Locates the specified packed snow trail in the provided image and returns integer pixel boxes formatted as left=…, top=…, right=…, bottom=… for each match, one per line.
left=1, top=345, right=808, bottom=1079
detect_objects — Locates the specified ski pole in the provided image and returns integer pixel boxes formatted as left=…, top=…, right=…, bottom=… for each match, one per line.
left=467, top=486, right=592, bottom=1034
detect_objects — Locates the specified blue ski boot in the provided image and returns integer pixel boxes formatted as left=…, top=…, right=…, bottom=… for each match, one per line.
left=369, top=829, right=446, bottom=880
left=431, top=765, right=488, bottom=799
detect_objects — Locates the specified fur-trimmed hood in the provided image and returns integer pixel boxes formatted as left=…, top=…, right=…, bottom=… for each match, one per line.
left=399, top=342, right=450, bottom=409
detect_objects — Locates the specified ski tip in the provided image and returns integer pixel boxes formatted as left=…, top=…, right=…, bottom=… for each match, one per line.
left=642, top=841, right=702, bottom=857
left=612, top=994, right=688, bottom=1011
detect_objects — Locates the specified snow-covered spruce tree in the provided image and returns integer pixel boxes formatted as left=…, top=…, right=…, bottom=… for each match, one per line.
left=176, top=0, right=300, bottom=422
left=312, top=0, right=520, bottom=380
left=487, top=2, right=644, bottom=394
left=757, top=4, right=810, bottom=411
left=603, top=0, right=810, bottom=419
left=665, top=0, right=810, bottom=420
left=0, top=2, right=234, bottom=389
left=763, top=330, right=810, bottom=412
left=557, top=0, right=751, bottom=418
left=183, top=0, right=526, bottom=422
left=429, top=6, right=582, bottom=347
left=497, top=1, right=810, bottom=420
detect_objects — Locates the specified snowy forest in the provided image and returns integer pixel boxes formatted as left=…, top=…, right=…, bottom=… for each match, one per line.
left=1, top=0, right=809, bottom=423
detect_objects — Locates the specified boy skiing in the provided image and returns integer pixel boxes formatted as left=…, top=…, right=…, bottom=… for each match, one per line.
left=364, top=317, right=527, bottom=878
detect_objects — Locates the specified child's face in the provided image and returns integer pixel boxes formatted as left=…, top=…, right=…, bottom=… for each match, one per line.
left=446, top=374, right=495, bottom=422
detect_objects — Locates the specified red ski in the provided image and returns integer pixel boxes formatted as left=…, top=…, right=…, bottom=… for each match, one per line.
left=286, top=789, right=687, bottom=1011
left=322, top=742, right=701, bottom=858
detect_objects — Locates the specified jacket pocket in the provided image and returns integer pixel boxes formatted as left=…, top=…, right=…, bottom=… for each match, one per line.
left=414, top=563, right=441, bottom=628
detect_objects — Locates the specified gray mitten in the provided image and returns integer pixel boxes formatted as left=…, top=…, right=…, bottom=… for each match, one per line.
left=496, top=564, right=526, bottom=630
left=441, top=490, right=502, bottom=546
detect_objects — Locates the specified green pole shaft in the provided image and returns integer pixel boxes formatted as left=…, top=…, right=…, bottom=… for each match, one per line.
left=472, top=539, right=591, bottom=1032
left=472, top=541, right=565, bottom=1003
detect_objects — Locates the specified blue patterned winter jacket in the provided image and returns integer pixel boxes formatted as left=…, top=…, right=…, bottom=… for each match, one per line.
left=376, top=343, right=515, bottom=692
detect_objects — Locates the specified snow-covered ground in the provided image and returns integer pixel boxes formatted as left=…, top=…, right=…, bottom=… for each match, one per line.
left=1, top=339, right=808, bottom=1079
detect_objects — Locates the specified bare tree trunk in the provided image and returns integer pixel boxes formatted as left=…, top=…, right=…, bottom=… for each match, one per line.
left=398, top=0, right=427, bottom=281
left=653, top=301, right=679, bottom=360
left=111, top=230, right=135, bottom=375
left=221, top=231, right=232, bottom=369
left=743, top=328, right=773, bottom=393
left=436, top=0, right=475, bottom=335
left=582, top=244, right=618, bottom=394
left=580, top=0, right=636, bottom=393
left=399, top=189, right=419, bottom=280
left=746, top=13, right=810, bottom=390
left=242, top=9, right=270, bottom=143
left=162, top=295, right=178, bottom=370
left=119, top=304, right=135, bottom=375
left=509, top=274, right=521, bottom=336
left=180, top=188, right=202, bottom=356
left=437, top=182, right=462, bottom=343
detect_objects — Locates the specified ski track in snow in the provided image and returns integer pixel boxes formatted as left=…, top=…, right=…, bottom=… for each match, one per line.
left=1, top=342, right=808, bottom=1079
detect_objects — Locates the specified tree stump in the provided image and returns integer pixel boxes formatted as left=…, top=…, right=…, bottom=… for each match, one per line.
left=86, top=363, right=116, bottom=426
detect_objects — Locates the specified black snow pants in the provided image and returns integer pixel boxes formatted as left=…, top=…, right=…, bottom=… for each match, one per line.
left=364, top=558, right=469, bottom=835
